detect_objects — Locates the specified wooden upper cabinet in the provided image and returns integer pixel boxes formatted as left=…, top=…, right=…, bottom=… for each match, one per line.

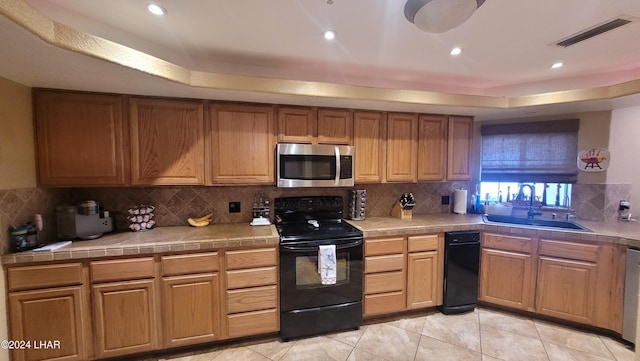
left=130, top=98, right=205, bottom=185
left=34, top=90, right=129, bottom=186
left=386, top=113, right=418, bottom=182
left=277, top=106, right=317, bottom=144
left=208, top=103, right=275, bottom=184
left=447, top=116, right=473, bottom=180
left=277, top=106, right=352, bottom=145
left=417, top=115, right=447, bottom=181
left=353, top=111, right=386, bottom=183
left=317, top=109, right=352, bottom=144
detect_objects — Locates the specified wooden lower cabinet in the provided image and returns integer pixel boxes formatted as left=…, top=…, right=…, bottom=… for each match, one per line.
left=364, top=234, right=443, bottom=317
left=406, top=234, right=443, bottom=310
left=364, top=236, right=406, bottom=316
left=92, top=279, right=159, bottom=359
left=365, top=271, right=404, bottom=294
left=227, top=309, right=279, bottom=338
left=5, top=247, right=282, bottom=361
left=535, top=239, right=599, bottom=325
left=406, top=251, right=439, bottom=309
left=479, top=233, right=536, bottom=312
left=7, top=263, right=91, bottom=361
left=536, top=257, right=596, bottom=324
left=480, top=233, right=623, bottom=332
left=160, top=252, right=221, bottom=348
left=364, top=292, right=405, bottom=316
left=224, top=247, right=279, bottom=338
left=479, top=248, right=535, bottom=311
left=162, top=274, right=221, bottom=347
left=9, top=286, right=90, bottom=361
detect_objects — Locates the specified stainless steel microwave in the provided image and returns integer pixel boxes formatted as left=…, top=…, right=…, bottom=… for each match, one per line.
left=276, top=143, right=354, bottom=187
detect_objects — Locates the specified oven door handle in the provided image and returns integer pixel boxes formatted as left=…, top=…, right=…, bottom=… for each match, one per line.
left=280, top=240, right=362, bottom=252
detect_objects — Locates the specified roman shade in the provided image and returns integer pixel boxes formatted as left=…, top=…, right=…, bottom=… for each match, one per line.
left=480, top=119, right=579, bottom=183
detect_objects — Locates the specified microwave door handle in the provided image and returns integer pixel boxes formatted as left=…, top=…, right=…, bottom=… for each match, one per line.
left=334, top=146, right=340, bottom=186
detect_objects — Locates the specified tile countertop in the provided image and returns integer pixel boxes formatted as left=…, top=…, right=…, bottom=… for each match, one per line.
left=3, top=213, right=640, bottom=265
left=348, top=214, right=640, bottom=247
left=1, top=223, right=280, bottom=265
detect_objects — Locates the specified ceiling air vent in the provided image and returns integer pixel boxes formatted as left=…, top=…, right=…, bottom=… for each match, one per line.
left=555, top=15, right=637, bottom=47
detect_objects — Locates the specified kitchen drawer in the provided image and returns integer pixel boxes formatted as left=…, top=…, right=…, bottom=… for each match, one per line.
left=227, top=308, right=278, bottom=338
left=91, top=257, right=155, bottom=283
left=364, top=291, right=405, bottom=316
left=8, top=263, right=83, bottom=291
left=161, top=252, right=219, bottom=276
left=365, top=254, right=404, bottom=273
left=227, top=285, right=277, bottom=314
left=408, top=234, right=440, bottom=252
left=539, top=239, right=598, bottom=262
left=226, top=266, right=277, bottom=289
left=365, top=237, right=405, bottom=256
left=483, top=233, right=533, bottom=254
left=226, top=247, right=277, bottom=270
left=365, top=271, right=404, bottom=294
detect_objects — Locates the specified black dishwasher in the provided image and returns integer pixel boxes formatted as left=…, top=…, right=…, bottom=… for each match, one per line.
left=439, top=230, right=480, bottom=315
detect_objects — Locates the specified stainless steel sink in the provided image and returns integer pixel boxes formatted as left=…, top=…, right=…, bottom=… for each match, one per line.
left=483, top=214, right=592, bottom=232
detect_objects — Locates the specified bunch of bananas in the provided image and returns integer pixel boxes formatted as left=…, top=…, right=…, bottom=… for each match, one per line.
left=187, top=213, right=213, bottom=227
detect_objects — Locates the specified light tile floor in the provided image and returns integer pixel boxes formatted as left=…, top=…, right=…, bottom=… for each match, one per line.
left=147, top=307, right=635, bottom=361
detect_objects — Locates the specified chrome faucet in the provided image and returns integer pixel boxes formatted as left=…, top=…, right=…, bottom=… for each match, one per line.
left=519, top=184, right=542, bottom=219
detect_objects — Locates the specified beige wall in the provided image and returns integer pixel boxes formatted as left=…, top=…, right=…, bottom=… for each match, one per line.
left=0, top=76, right=34, bottom=361
left=0, top=77, right=35, bottom=189
left=608, top=105, right=640, bottom=205
left=575, top=111, right=611, bottom=184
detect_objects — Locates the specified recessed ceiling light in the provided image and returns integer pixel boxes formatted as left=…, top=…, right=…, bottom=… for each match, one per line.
left=147, top=4, right=167, bottom=16
left=323, top=30, right=336, bottom=40
left=450, top=47, right=462, bottom=56
left=551, top=62, right=564, bottom=69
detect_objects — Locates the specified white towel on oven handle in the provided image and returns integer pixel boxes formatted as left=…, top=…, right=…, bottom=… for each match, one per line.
left=318, top=244, right=337, bottom=285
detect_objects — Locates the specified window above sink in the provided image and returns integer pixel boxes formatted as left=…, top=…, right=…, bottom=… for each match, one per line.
left=479, top=182, right=573, bottom=209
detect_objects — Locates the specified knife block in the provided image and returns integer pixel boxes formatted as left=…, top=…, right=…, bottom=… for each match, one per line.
left=391, top=202, right=412, bottom=220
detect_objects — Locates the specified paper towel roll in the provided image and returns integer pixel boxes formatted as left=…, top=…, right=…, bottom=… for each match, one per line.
left=453, top=189, right=467, bottom=214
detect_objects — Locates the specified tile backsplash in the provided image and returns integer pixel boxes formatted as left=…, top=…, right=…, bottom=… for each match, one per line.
left=571, top=183, right=631, bottom=222
left=0, top=182, right=470, bottom=254
left=0, top=188, right=67, bottom=254
left=0, top=181, right=630, bottom=255
left=69, top=182, right=472, bottom=230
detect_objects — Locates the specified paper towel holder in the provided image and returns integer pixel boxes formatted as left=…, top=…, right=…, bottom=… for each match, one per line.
left=453, top=189, right=468, bottom=215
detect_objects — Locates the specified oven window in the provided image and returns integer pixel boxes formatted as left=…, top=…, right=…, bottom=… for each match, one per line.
left=295, top=251, right=349, bottom=287
left=280, top=155, right=336, bottom=180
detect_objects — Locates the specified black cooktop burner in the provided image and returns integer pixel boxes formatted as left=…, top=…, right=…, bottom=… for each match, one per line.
left=274, top=196, right=363, bottom=243
left=276, top=219, right=362, bottom=242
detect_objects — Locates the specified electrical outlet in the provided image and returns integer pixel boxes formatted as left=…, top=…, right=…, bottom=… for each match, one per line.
left=229, top=202, right=241, bottom=213
left=441, top=195, right=450, bottom=205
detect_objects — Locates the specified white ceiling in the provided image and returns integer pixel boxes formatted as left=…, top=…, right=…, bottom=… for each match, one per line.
left=2, top=0, right=640, bottom=120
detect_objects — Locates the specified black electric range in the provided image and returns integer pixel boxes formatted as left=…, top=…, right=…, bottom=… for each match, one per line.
left=275, top=195, right=364, bottom=340
left=275, top=196, right=363, bottom=242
